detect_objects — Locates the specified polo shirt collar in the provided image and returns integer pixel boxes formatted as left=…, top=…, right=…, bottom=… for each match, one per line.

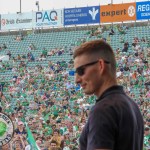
left=96, top=85, right=124, bottom=103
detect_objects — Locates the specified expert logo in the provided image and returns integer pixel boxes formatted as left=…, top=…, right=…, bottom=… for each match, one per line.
left=101, top=9, right=127, bottom=17
left=128, top=5, right=135, bottom=17
left=0, top=113, right=14, bottom=146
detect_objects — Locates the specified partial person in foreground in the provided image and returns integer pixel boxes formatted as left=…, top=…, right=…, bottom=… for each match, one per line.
left=73, top=40, right=144, bottom=150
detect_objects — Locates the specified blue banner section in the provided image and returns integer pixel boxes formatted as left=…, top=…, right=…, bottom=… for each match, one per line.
left=136, top=1, right=150, bottom=20
left=64, top=6, right=100, bottom=25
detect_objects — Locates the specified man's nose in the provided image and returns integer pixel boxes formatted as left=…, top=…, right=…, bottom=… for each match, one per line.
left=75, top=73, right=82, bottom=85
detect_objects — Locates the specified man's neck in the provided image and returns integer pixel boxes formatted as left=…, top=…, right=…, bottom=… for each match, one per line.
left=96, top=78, right=117, bottom=98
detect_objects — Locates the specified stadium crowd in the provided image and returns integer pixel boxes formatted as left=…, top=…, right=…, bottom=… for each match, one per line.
left=0, top=24, right=149, bottom=150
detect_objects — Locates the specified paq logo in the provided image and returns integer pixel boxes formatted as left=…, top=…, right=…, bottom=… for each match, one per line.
left=0, top=113, right=14, bottom=146
left=36, top=11, right=58, bottom=22
left=89, top=7, right=98, bottom=20
left=128, top=5, right=135, bottom=17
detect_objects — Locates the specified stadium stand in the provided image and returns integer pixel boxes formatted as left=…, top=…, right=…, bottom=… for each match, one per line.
left=0, top=23, right=149, bottom=149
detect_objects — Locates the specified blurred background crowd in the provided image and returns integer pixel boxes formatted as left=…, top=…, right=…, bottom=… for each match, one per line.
left=0, top=23, right=149, bottom=150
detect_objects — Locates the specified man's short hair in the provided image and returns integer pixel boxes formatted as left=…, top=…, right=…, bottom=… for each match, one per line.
left=73, top=40, right=116, bottom=77
left=50, top=140, right=58, bottom=145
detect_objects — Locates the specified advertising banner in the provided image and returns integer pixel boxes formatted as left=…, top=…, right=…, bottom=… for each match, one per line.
left=64, top=6, right=100, bottom=25
left=1, top=12, right=33, bottom=30
left=136, top=1, right=150, bottom=20
left=100, top=3, right=136, bottom=23
left=33, top=9, right=63, bottom=28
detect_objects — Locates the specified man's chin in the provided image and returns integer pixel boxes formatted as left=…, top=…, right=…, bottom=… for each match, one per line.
left=84, top=90, right=93, bottom=95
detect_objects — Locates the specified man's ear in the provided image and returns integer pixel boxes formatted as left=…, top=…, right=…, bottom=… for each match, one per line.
left=98, top=59, right=105, bottom=74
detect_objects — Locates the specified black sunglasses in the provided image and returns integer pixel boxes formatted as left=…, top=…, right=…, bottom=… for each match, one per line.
left=75, top=60, right=110, bottom=76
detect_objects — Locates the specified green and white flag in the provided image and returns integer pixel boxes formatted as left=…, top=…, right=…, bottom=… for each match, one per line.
left=25, top=123, right=40, bottom=150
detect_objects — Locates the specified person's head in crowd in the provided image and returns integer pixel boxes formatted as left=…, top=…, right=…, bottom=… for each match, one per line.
left=63, top=141, right=69, bottom=148
left=56, top=122, right=62, bottom=129
left=40, top=117, right=44, bottom=123
left=146, top=119, right=150, bottom=127
left=38, top=122, right=43, bottom=130
left=15, top=121, right=26, bottom=136
left=36, top=135, right=43, bottom=142
left=61, top=121, right=66, bottom=127
left=64, top=131, right=70, bottom=139
left=52, top=124, right=56, bottom=130
left=0, top=91, right=4, bottom=97
left=28, top=121, right=33, bottom=127
left=53, top=129, right=60, bottom=137
left=144, top=127, right=149, bottom=136
left=73, top=40, right=117, bottom=97
left=13, top=140, right=22, bottom=150
left=78, top=123, right=84, bottom=132
left=68, top=125, right=74, bottom=132
left=18, top=111, right=24, bottom=117
left=46, top=120, right=50, bottom=124
left=50, top=140, right=57, bottom=148
left=32, top=131, right=37, bottom=139
left=45, top=135, right=52, bottom=141
left=36, top=139, right=42, bottom=148
left=2, top=144, right=10, bottom=150
left=18, top=121, right=24, bottom=128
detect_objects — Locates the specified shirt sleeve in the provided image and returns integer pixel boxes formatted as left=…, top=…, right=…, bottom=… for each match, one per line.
left=87, top=104, right=118, bottom=150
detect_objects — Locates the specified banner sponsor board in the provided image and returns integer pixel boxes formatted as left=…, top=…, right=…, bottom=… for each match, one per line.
left=136, top=1, right=150, bottom=20
left=64, top=6, right=100, bottom=25
left=100, top=3, right=136, bottom=23
left=1, top=12, right=33, bottom=30
left=33, top=9, right=63, bottom=28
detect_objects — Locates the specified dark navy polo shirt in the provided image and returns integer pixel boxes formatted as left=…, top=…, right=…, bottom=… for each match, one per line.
left=79, top=85, right=144, bottom=150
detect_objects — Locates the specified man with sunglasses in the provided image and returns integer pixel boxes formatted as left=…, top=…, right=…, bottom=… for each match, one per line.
left=73, top=40, right=144, bottom=150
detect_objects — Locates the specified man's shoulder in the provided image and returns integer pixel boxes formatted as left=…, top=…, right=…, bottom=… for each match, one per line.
left=91, top=91, right=138, bottom=117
